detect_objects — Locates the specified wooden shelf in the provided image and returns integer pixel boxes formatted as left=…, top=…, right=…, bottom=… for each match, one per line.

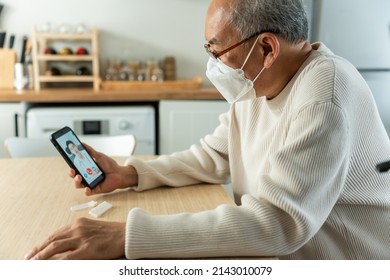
left=37, top=55, right=94, bottom=61
left=38, top=75, right=96, bottom=82
left=33, top=32, right=94, bottom=40
left=31, top=26, right=100, bottom=91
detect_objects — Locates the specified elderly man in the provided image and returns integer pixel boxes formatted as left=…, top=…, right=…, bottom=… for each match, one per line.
left=26, top=0, right=390, bottom=260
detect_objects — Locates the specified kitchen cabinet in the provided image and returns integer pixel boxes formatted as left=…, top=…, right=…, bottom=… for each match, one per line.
left=159, top=100, right=229, bottom=155
left=31, top=27, right=100, bottom=90
left=0, top=103, right=25, bottom=158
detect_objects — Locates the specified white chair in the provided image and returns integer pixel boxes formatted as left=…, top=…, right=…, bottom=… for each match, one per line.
left=79, top=134, right=136, bottom=157
left=4, top=134, right=136, bottom=158
left=4, top=137, right=58, bottom=158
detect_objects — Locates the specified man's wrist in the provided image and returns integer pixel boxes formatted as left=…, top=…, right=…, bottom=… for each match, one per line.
left=121, top=165, right=139, bottom=187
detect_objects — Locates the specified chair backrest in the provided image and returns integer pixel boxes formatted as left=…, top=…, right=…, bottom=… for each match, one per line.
left=4, top=134, right=136, bottom=158
left=4, top=137, right=58, bottom=158
left=79, top=134, right=136, bottom=157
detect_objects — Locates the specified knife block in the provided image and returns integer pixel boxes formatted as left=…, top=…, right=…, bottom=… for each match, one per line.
left=0, top=49, right=16, bottom=89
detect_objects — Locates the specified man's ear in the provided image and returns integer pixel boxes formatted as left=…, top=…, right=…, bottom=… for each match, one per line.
left=259, top=33, right=280, bottom=68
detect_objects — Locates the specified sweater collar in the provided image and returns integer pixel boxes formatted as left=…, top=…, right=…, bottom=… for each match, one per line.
left=264, top=42, right=326, bottom=112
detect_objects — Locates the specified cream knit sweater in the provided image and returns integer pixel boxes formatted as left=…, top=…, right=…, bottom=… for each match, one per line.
left=125, top=43, right=390, bottom=259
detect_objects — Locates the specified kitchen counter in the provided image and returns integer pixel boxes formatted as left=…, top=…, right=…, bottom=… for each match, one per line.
left=0, top=87, right=223, bottom=103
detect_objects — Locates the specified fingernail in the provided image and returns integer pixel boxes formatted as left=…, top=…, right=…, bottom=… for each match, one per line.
left=24, top=251, right=33, bottom=260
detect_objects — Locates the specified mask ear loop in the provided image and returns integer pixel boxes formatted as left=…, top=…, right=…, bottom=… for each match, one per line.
left=240, top=35, right=265, bottom=83
left=252, top=66, right=265, bottom=83
left=240, top=35, right=260, bottom=70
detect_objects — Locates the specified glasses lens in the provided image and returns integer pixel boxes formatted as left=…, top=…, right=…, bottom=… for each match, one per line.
left=204, top=43, right=218, bottom=59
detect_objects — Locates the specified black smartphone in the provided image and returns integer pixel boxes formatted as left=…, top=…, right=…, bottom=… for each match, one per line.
left=50, top=126, right=105, bottom=189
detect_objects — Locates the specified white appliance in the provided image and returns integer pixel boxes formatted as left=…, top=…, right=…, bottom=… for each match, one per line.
left=312, top=0, right=390, bottom=134
left=26, top=105, right=156, bottom=155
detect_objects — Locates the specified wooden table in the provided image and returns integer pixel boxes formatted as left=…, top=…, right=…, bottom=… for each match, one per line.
left=0, top=157, right=236, bottom=259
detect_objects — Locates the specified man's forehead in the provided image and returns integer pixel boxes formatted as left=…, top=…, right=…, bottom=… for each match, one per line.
left=205, top=2, right=234, bottom=44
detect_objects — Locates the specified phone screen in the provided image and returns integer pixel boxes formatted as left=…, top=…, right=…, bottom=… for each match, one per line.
left=51, top=127, right=105, bottom=189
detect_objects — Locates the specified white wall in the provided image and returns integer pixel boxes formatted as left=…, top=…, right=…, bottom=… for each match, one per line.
left=303, top=0, right=314, bottom=41
left=0, top=0, right=314, bottom=84
left=0, top=0, right=211, bottom=82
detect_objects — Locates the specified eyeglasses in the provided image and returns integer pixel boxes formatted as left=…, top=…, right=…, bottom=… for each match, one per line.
left=204, top=30, right=275, bottom=59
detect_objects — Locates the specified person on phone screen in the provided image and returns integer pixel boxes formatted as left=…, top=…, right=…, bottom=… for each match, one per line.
left=25, top=0, right=390, bottom=260
left=66, top=140, right=100, bottom=179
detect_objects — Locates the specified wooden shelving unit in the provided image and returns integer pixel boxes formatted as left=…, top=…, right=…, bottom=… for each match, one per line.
left=31, top=26, right=100, bottom=91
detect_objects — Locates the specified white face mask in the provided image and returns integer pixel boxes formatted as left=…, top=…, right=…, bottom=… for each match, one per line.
left=206, top=36, right=265, bottom=104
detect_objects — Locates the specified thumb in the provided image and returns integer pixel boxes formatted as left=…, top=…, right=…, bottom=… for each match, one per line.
left=81, top=142, right=101, bottom=159
left=84, top=183, right=106, bottom=196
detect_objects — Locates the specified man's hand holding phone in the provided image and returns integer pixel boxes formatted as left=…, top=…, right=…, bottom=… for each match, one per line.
left=50, top=126, right=138, bottom=195
left=50, top=126, right=106, bottom=189
left=69, top=143, right=139, bottom=196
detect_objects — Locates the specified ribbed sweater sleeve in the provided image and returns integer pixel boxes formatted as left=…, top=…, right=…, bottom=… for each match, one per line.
left=125, top=112, right=231, bottom=191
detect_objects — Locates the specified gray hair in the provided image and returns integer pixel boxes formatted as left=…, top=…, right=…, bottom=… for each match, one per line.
left=228, top=0, right=309, bottom=44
